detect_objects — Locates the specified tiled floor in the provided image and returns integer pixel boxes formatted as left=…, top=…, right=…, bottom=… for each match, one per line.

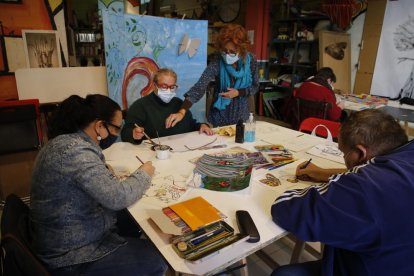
left=165, top=236, right=320, bottom=276
left=229, top=236, right=319, bottom=276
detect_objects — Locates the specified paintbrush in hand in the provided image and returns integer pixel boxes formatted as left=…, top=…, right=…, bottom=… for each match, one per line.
left=134, top=123, right=157, bottom=145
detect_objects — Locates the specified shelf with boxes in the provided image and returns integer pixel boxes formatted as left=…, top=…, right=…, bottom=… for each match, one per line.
left=268, top=15, right=328, bottom=93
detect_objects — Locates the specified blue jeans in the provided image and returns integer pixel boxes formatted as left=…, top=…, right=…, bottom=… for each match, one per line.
left=51, top=237, right=167, bottom=276
left=51, top=210, right=167, bottom=276
left=271, top=260, right=322, bottom=276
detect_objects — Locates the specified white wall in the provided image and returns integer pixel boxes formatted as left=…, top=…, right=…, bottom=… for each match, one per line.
left=16, top=66, right=108, bottom=103
left=347, top=13, right=366, bottom=93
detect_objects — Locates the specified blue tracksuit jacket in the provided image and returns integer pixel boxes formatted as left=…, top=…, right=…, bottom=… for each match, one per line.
left=272, top=140, right=414, bottom=276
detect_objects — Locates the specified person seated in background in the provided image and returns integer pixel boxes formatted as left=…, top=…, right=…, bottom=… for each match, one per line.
left=30, top=94, right=167, bottom=275
left=295, top=67, right=347, bottom=122
left=121, top=68, right=214, bottom=144
left=271, top=109, right=414, bottom=276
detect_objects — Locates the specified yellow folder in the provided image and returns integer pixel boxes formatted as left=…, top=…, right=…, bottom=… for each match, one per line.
left=169, top=197, right=222, bottom=230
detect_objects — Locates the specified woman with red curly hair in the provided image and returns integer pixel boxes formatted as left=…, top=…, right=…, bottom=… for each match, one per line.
left=166, top=23, right=259, bottom=127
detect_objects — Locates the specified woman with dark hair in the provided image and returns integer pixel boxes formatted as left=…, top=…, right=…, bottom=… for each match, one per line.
left=30, top=94, right=167, bottom=275
left=295, top=67, right=347, bottom=122
left=165, top=23, right=259, bottom=127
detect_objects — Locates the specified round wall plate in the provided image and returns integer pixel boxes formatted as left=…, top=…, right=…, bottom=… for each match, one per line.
left=218, top=0, right=241, bottom=23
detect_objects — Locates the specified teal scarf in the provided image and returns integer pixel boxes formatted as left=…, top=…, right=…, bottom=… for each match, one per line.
left=213, top=53, right=252, bottom=110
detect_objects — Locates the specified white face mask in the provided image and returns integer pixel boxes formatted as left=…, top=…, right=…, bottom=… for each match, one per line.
left=157, top=88, right=176, bottom=103
left=222, top=53, right=239, bottom=65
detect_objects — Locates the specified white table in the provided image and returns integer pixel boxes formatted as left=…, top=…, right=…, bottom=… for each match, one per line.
left=103, top=121, right=345, bottom=275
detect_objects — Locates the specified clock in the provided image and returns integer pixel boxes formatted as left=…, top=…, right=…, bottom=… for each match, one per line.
left=218, top=0, right=241, bottom=23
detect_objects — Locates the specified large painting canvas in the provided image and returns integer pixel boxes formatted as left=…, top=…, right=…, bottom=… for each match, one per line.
left=101, top=8, right=208, bottom=122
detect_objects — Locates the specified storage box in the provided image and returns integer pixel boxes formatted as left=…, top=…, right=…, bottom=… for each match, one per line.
left=150, top=196, right=248, bottom=262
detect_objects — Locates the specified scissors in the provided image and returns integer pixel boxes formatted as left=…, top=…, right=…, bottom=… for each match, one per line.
left=259, top=173, right=281, bottom=187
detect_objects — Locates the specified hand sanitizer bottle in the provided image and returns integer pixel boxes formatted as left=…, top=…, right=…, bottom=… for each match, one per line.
left=245, top=113, right=256, bottom=142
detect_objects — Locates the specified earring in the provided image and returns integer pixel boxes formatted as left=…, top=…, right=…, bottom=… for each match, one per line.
left=97, top=134, right=102, bottom=141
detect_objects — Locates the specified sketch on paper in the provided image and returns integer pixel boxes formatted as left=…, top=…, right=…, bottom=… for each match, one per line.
left=307, top=144, right=344, bottom=164
left=394, top=16, right=414, bottom=99
left=371, top=0, right=414, bottom=98
left=22, top=30, right=61, bottom=68
left=143, top=174, right=188, bottom=205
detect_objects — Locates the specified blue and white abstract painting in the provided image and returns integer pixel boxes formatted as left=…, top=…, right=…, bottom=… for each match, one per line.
left=101, top=6, right=208, bottom=122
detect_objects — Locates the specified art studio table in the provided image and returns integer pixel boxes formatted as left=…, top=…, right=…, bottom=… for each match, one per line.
left=103, top=121, right=345, bottom=275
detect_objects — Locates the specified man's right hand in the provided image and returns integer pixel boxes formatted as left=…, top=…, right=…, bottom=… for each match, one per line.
left=140, top=161, right=155, bottom=177
left=133, top=126, right=145, bottom=140
left=296, top=162, right=325, bottom=182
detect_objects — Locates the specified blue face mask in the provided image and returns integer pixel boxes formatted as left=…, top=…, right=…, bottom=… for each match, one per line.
left=100, top=123, right=120, bottom=150
left=222, top=53, right=239, bottom=65
left=100, top=133, right=118, bottom=150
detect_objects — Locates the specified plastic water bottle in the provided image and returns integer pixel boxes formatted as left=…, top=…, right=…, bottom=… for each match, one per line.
left=245, top=113, right=256, bottom=142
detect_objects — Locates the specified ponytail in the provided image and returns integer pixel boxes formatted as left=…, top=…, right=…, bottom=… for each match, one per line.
left=49, top=94, right=120, bottom=139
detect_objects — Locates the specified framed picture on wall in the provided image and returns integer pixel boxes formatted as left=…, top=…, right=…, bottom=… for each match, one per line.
left=22, top=30, right=62, bottom=68
left=4, top=36, right=26, bottom=72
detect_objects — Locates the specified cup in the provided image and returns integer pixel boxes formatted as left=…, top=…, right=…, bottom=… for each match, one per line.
left=154, top=145, right=171, bottom=160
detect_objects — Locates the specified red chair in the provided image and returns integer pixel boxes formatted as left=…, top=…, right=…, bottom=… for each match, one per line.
left=299, top=117, right=341, bottom=141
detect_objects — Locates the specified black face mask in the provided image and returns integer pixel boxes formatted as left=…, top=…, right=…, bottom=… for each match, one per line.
left=100, top=133, right=118, bottom=150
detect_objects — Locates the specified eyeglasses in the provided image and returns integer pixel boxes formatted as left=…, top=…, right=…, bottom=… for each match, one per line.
left=156, top=83, right=178, bottom=91
left=222, top=49, right=238, bottom=57
left=104, top=121, right=122, bottom=135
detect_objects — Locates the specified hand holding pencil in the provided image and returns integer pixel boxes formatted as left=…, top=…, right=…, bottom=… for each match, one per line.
left=296, top=159, right=324, bottom=182
left=136, top=156, right=155, bottom=177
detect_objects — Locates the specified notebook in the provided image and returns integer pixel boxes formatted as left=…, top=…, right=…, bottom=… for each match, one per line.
left=169, top=197, right=222, bottom=230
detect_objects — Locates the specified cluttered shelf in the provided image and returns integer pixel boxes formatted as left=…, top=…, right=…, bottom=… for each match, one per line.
left=268, top=61, right=315, bottom=69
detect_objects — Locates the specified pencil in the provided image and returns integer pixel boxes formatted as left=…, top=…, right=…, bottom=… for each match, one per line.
left=134, top=123, right=156, bottom=145
left=135, top=155, right=144, bottom=164
left=301, top=158, right=312, bottom=169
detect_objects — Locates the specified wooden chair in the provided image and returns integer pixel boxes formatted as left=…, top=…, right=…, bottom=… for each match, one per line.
left=294, top=98, right=332, bottom=130
left=0, top=194, right=50, bottom=275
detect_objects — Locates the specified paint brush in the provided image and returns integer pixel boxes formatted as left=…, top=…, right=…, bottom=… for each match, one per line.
left=134, top=123, right=157, bottom=145
left=135, top=155, right=144, bottom=165
left=156, top=130, right=161, bottom=146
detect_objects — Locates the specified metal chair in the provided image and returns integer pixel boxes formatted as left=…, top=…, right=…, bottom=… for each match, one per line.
left=0, top=194, right=50, bottom=275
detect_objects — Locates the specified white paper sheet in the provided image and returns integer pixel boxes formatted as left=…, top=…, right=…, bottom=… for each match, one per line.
left=307, top=143, right=345, bottom=164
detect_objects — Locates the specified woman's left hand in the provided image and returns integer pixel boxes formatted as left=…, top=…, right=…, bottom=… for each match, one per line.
left=199, top=124, right=214, bottom=135
left=166, top=111, right=185, bottom=128
left=220, top=88, right=239, bottom=99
